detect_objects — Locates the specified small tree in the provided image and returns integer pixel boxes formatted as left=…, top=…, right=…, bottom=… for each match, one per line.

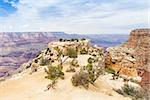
left=81, top=38, right=86, bottom=41
left=86, top=63, right=93, bottom=71
left=67, top=48, right=78, bottom=58
left=80, top=48, right=88, bottom=54
left=71, top=38, right=75, bottom=41
left=40, top=58, right=50, bottom=66
left=45, top=65, right=64, bottom=80
left=87, top=57, right=95, bottom=64
left=59, top=38, right=63, bottom=42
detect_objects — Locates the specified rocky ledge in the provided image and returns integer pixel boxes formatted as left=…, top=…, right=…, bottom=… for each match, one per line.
left=105, top=28, right=150, bottom=91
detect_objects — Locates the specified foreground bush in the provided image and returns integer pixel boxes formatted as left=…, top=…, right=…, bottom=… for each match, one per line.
left=115, top=84, right=148, bottom=100
left=71, top=71, right=90, bottom=89
left=45, top=65, right=64, bottom=80
left=40, top=58, right=50, bottom=66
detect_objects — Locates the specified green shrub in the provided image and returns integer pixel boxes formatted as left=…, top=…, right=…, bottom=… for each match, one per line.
left=59, top=38, right=63, bottom=42
left=80, top=48, right=88, bottom=54
left=40, top=58, right=50, bottom=66
left=129, top=78, right=139, bottom=84
left=81, top=38, right=86, bottom=41
left=115, top=84, right=147, bottom=100
left=88, top=71, right=96, bottom=83
left=87, top=57, right=95, bottom=64
left=70, top=59, right=79, bottom=67
left=71, top=38, right=75, bottom=41
left=74, top=39, right=79, bottom=42
left=45, top=65, right=64, bottom=80
left=105, top=67, right=115, bottom=75
left=67, top=48, right=78, bottom=58
left=86, top=63, right=93, bottom=71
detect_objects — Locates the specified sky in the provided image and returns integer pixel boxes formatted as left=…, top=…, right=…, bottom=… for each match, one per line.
left=0, top=0, right=149, bottom=34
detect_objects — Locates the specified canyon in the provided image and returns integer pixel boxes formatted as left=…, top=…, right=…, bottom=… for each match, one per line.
left=0, top=32, right=128, bottom=77
left=0, top=28, right=149, bottom=100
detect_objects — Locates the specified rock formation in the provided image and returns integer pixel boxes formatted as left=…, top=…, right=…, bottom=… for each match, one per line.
left=105, top=46, right=137, bottom=77
left=125, top=29, right=150, bottom=70
left=105, top=28, right=150, bottom=77
left=126, top=29, right=150, bottom=92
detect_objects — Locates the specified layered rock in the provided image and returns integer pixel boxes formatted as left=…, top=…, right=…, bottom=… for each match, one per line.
left=105, top=28, right=150, bottom=77
left=125, top=29, right=150, bottom=70
left=127, top=29, right=150, bottom=90
left=105, top=46, right=137, bottom=77
left=126, top=29, right=150, bottom=87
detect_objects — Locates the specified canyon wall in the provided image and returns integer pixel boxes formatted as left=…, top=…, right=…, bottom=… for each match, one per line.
left=105, top=28, right=150, bottom=77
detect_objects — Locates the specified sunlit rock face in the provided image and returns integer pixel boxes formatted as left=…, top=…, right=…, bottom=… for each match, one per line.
left=105, top=28, right=150, bottom=77
left=125, top=29, right=150, bottom=69
left=126, top=29, right=150, bottom=89
left=105, top=46, right=137, bottom=77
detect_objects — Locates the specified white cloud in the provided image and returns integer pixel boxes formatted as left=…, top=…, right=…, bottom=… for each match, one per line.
left=0, top=0, right=148, bottom=34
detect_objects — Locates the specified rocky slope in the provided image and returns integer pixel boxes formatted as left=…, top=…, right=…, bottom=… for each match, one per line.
left=0, top=39, right=132, bottom=100
left=125, top=29, right=150, bottom=91
left=126, top=29, right=150, bottom=70
left=0, top=32, right=128, bottom=77
left=105, top=28, right=150, bottom=84
left=0, top=30, right=148, bottom=100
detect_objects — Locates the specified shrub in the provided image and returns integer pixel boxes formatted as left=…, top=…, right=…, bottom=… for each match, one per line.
left=115, top=84, right=147, bottom=100
left=45, top=65, right=64, bottom=80
left=63, top=39, right=67, bottom=42
left=71, top=71, right=90, bottom=89
left=45, top=48, right=51, bottom=54
left=87, top=57, right=95, bottom=64
left=80, top=48, right=88, bottom=54
left=66, top=66, right=76, bottom=72
left=88, top=70, right=96, bottom=83
left=129, top=78, right=139, bottom=84
left=81, top=38, right=86, bottom=41
left=59, top=38, right=63, bottom=42
left=70, top=59, right=79, bottom=67
left=86, top=63, right=93, bottom=71
left=45, top=80, right=57, bottom=90
left=35, top=52, right=41, bottom=58
left=74, top=39, right=79, bottom=42
left=105, top=67, right=115, bottom=75
left=34, top=59, right=38, bottom=63
left=71, top=38, right=75, bottom=41
left=67, top=48, right=78, bottom=58
left=40, top=58, right=50, bottom=66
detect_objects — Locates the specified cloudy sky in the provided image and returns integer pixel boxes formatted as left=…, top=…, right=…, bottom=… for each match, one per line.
left=0, top=0, right=149, bottom=34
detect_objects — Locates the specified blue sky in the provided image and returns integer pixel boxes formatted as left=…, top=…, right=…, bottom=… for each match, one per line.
left=0, top=0, right=149, bottom=34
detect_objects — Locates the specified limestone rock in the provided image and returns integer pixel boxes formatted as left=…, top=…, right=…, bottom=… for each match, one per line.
left=105, top=46, right=137, bottom=77
left=125, top=28, right=150, bottom=70
left=105, top=28, right=150, bottom=77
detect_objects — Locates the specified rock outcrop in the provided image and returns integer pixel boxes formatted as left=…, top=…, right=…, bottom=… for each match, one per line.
left=125, top=29, right=150, bottom=70
left=126, top=29, right=150, bottom=91
left=105, top=46, right=137, bottom=77
left=105, top=28, right=150, bottom=77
